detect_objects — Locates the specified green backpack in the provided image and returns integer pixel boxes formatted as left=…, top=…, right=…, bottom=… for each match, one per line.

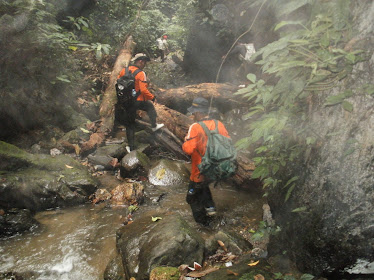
left=197, top=120, right=237, bottom=181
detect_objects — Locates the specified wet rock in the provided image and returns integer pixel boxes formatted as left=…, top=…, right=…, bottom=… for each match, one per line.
left=59, top=127, right=91, bottom=144
left=95, top=144, right=128, bottom=159
left=88, top=154, right=114, bottom=170
left=120, top=150, right=150, bottom=175
left=0, top=142, right=98, bottom=211
left=203, top=253, right=272, bottom=280
left=103, top=254, right=126, bottom=280
left=116, top=214, right=204, bottom=280
left=148, top=159, right=190, bottom=186
left=0, top=208, right=39, bottom=236
left=205, top=230, right=253, bottom=256
left=111, top=182, right=144, bottom=206
left=0, top=271, right=41, bottom=280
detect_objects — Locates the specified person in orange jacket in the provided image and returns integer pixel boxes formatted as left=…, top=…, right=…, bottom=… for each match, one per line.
left=117, top=53, right=164, bottom=152
left=182, top=97, right=230, bottom=225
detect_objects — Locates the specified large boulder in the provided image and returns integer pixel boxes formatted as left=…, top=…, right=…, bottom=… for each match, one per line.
left=268, top=2, right=374, bottom=277
left=148, top=159, right=190, bottom=186
left=115, top=214, right=204, bottom=280
left=0, top=141, right=98, bottom=211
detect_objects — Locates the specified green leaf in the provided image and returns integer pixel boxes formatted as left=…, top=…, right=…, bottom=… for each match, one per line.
left=292, top=206, right=307, bottom=213
left=342, top=101, right=353, bottom=112
left=68, top=46, right=78, bottom=51
left=56, top=76, right=71, bottom=83
left=247, top=73, right=256, bottom=83
left=80, top=128, right=90, bottom=133
left=274, top=20, right=303, bottom=31
left=300, top=274, right=315, bottom=280
left=285, top=176, right=299, bottom=188
left=128, top=205, right=138, bottom=213
left=285, top=183, right=296, bottom=202
left=152, top=216, right=162, bottom=222
left=364, top=84, right=374, bottom=95
left=324, top=94, right=345, bottom=106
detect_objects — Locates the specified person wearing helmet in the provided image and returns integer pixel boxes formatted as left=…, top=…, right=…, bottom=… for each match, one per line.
left=117, top=53, right=164, bottom=152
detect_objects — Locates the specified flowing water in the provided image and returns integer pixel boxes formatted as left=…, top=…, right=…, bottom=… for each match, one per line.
left=0, top=204, right=125, bottom=280
left=0, top=173, right=264, bottom=280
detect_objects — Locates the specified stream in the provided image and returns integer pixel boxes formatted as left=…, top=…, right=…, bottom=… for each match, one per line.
left=0, top=171, right=264, bottom=280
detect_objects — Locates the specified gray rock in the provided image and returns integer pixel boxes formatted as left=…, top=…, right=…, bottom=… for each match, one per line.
left=205, top=230, right=252, bottom=256
left=116, top=214, right=204, bottom=280
left=121, top=150, right=150, bottom=173
left=103, top=254, right=126, bottom=280
left=148, top=159, right=190, bottom=186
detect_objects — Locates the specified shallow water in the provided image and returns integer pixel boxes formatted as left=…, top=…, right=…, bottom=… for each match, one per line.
left=0, top=204, right=125, bottom=280
left=0, top=174, right=264, bottom=280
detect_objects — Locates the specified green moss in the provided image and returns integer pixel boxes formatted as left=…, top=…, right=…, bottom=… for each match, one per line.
left=150, top=266, right=180, bottom=280
left=0, top=141, right=32, bottom=161
left=136, top=151, right=151, bottom=169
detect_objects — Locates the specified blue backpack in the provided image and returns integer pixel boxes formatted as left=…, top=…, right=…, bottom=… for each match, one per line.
left=197, top=120, right=237, bottom=181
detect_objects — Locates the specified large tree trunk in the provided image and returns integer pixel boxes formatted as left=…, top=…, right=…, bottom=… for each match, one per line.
left=81, top=36, right=135, bottom=152
left=155, top=83, right=243, bottom=114
left=149, top=104, right=255, bottom=187
left=100, top=36, right=135, bottom=132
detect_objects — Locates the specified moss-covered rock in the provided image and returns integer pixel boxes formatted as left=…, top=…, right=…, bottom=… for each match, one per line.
left=0, top=142, right=98, bottom=211
left=149, top=267, right=180, bottom=280
left=116, top=214, right=204, bottom=280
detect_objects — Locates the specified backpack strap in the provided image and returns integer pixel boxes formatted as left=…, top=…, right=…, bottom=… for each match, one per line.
left=198, top=121, right=211, bottom=137
left=131, top=68, right=142, bottom=77
left=198, top=119, right=219, bottom=136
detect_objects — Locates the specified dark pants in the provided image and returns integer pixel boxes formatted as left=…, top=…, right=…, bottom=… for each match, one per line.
left=116, top=100, right=157, bottom=150
left=186, top=181, right=215, bottom=225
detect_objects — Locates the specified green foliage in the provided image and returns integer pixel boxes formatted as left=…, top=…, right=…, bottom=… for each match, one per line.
left=235, top=0, right=367, bottom=201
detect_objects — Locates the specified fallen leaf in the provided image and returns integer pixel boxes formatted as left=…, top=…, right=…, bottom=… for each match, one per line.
left=57, top=175, right=65, bottom=182
left=155, top=168, right=166, bottom=180
left=65, top=165, right=74, bottom=169
left=254, top=274, right=265, bottom=280
left=227, top=269, right=239, bottom=276
left=80, top=127, right=90, bottom=133
left=217, top=240, right=228, bottom=252
left=248, top=260, right=260, bottom=266
left=194, top=262, right=202, bottom=271
left=73, top=144, right=81, bottom=155
left=151, top=216, right=162, bottom=222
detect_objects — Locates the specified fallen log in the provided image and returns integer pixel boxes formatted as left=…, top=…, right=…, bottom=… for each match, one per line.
left=155, top=83, right=244, bottom=114
left=81, top=36, right=135, bottom=153
left=140, top=103, right=256, bottom=187
left=135, top=120, right=189, bottom=161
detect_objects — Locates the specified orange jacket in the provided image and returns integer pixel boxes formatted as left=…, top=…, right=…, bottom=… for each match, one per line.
left=117, top=66, right=154, bottom=101
left=182, top=119, right=230, bottom=182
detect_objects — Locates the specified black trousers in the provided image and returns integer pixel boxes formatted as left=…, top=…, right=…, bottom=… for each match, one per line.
left=186, top=181, right=215, bottom=225
left=116, top=100, right=157, bottom=150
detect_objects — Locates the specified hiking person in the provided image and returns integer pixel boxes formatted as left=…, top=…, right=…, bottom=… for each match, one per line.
left=156, top=35, right=169, bottom=62
left=182, top=97, right=236, bottom=225
left=116, top=53, right=164, bottom=152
